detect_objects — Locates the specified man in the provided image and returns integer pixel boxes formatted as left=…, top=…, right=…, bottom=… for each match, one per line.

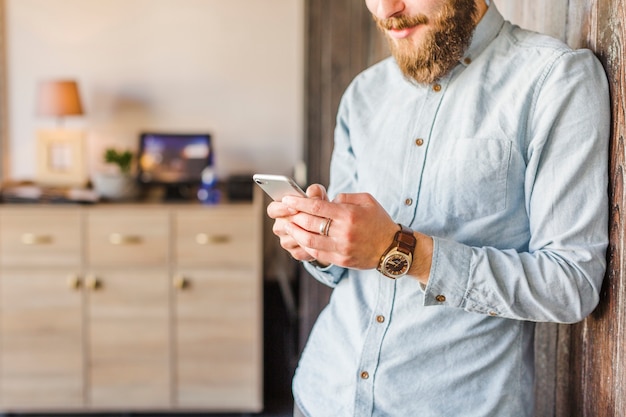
left=268, top=0, right=610, bottom=415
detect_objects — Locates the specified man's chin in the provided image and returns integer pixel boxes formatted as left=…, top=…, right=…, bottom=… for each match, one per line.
left=389, top=47, right=448, bottom=85
left=388, top=39, right=425, bottom=62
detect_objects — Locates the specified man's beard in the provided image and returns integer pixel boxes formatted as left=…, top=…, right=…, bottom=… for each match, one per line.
left=374, top=0, right=478, bottom=84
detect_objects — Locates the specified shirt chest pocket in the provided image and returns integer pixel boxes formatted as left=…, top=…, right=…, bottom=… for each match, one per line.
left=434, top=138, right=511, bottom=220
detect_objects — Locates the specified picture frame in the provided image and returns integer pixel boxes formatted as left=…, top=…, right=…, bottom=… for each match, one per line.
left=36, top=129, right=88, bottom=187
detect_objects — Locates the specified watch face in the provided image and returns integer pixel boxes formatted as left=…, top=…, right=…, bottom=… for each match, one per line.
left=383, top=253, right=410, bottom=276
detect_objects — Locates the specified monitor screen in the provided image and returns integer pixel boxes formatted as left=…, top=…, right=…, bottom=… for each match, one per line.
left=137, top=132, right=212, bottom=186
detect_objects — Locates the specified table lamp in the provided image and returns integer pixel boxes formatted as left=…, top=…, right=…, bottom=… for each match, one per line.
left=36, top=79, right=84, bottom=123
left=35, top=79, right=88, bottom=187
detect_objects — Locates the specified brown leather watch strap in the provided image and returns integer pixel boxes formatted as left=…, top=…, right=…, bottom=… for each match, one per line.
left=395, top=224, right=416, bottom=255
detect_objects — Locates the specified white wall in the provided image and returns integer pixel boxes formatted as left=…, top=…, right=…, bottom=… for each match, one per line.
left=6, top=0, right=304, bottom=181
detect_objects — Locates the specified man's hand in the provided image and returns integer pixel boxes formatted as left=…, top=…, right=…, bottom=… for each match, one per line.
left=280, top=190, right=399, bottom=270
left=267, top=184, right=433, bottom=283
left=266, top=184, right=330, bottom=263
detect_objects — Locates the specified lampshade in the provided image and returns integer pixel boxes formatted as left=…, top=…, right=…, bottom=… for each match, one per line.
left=36, top=80, right=84, bottom=117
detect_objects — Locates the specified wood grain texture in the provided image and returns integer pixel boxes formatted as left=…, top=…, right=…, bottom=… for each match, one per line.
left=0, top=269, right=84, bottom=410
left=0, top=202, right=264, bottom=412
left=86, top=209, right=169, bottom=267
left=572, top=0, right=626, bottom=415
left=494, top=0, right=568, bottom=41
left=174, top=269, right=262, bottom=411
left=497, top=0, right=625, bottom=416
left=304, top=0, right=385, bottom=190
left=0, top=208, right=82, bottom=267
left=87, top=269, right=170, bottom=409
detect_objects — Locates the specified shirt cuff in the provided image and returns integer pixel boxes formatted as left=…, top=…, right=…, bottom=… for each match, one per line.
left=423, top=237, right=473, bottom=308
left=303, top=261, right=345, bottom=287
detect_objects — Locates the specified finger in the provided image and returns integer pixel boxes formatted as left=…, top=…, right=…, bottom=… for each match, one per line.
left=282, top=195, right=335, bottom=219
left=286, top=221, right=336, bottom=254
left=306, top=184, right=328, bottom=200
left=282, top=192, right=378, bottom=218
left=272, top=217, right=291, bottom=237
left=287, top=211, right=332, bottom=236
left=267, top=201, right=298, bottom=219
left=281, top=237, right=315, bottom=262
left=273, top=220, right=316, bottom=262
left=274, top=221, right=322, bottom=262
left=291, top=249, right=316, bottom=262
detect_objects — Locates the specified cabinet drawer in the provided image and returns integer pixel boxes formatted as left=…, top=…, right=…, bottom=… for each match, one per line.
left=174, top=207, right=258, bottom=267
left=87, top=210, right=169, bottom=267
left=0, top=208, right=82, bottom=267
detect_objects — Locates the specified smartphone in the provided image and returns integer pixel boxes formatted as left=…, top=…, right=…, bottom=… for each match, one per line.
left=253, top=174, right=307, bottom=201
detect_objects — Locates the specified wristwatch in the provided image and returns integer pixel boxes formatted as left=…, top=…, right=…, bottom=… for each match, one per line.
left=377, top=224, right=417, bottom=279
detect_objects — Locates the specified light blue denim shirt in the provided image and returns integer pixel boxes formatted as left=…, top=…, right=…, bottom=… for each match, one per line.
left=294, top=4, right=610, bottom=417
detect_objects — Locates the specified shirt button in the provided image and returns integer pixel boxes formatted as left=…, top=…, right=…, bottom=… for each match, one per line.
left=415, top=138, right=424, bottom=146
left=360, top=371, right=370, bottom=379
left=376, top=315, right=385, bottom=323
left=489, top=311, right=498, bottom=317
left=405, top=198, right=413, bottom=206
left=433, top=83, right=442, bottom=92
left=463, top=57, right=472, bottom=65
left=435, top=294, right=446, bottom=303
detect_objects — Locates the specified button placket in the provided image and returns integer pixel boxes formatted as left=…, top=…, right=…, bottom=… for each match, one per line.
left=353, top=276, right=395, bottom=414
left=399, top=80, right=447, bottom=227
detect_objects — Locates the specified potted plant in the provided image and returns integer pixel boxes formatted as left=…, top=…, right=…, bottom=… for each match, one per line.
left=92, top=147, right=138, bottom=200
left=104, top=148, right=133, bottom=175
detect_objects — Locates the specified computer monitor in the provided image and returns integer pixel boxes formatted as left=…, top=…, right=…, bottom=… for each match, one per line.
left=137, top=132, right=213, bottom=200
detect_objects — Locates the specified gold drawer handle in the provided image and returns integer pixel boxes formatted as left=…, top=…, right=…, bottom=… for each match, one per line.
left=109, top=233, right=142, bottom=245
left=21, top=233, right=53, bottom=245
left=195, top=233, right=231, bottom=245
left=173, top=275, right=190, bottom=290
left=66, top=274, right=81, bottom=290
left=85, top=275, right=101, bottom=290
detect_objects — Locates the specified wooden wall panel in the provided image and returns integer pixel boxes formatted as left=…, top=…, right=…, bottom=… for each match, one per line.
left=572, top=0, right=626, bottom=416
left=304, top=0, right=382, bottom=190
left=494, top=0, right=568, bottom=41
left=497, top=1, right=626, bottom=416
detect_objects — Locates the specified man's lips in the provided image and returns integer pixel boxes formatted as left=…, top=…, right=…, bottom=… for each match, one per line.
left=387, top=25, right=420, bottom=39
left=378, top=14, right=428, bottom=40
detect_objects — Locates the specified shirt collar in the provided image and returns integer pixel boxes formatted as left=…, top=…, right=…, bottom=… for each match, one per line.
left=460, top=2, right=505, bottom=67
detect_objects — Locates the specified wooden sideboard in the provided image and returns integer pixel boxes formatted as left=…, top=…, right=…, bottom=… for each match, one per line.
left=0, top=192, right=263, bottom=413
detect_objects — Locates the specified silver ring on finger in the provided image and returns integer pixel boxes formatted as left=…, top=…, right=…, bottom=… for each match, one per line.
left=319, top=218, right=332, bottom=236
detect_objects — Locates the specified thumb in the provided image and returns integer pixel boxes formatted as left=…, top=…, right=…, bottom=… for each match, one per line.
left=332, top=192, right=376, bottom=206
left=306, top=184, right=328, bottom=201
